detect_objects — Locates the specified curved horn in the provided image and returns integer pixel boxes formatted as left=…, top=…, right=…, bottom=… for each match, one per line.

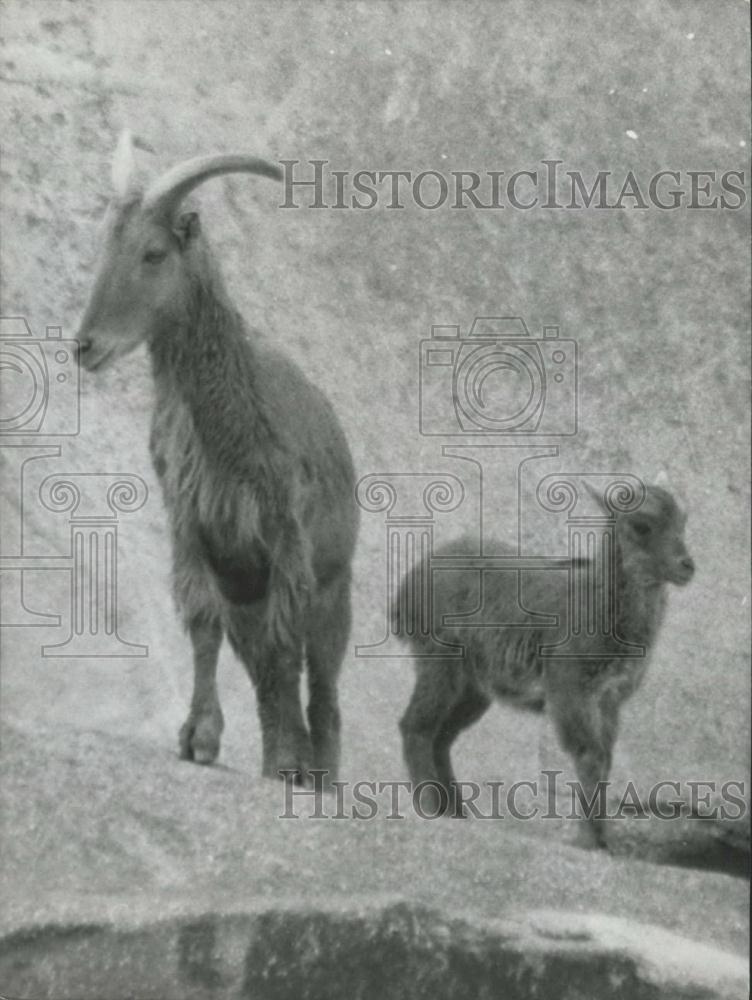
left=142, top=154, right=283, bottom=216
left=111, top=129, right=140, bottom=198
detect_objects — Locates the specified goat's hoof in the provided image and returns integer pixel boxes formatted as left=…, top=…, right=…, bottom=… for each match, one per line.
left=276, top=757, right=313, bottom=786
left=276, top=767, right=311, bottom=787
left=179, top=710, right=223, bottom=765
left=413, top=782, right=451, bottom=818
left=316, top=768, right=340, bottom=791
left=574, top=822, right=611, bottom=852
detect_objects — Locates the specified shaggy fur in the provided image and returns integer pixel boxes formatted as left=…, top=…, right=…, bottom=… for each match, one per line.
left=78, top=136, right=358, bottom=783
left=395, top=485, right=694, bottom=847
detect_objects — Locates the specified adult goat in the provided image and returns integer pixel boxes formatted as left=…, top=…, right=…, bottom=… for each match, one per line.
left=77, top=130, right=358, bottom=785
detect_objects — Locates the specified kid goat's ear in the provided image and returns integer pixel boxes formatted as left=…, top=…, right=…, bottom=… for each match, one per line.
left=173, top=211, right=201, bottom=248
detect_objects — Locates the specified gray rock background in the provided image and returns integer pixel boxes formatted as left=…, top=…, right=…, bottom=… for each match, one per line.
left=1, top=1, right=749, bottom=997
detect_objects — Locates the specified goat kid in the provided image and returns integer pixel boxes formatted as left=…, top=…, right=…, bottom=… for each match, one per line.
left=396, top=484, right=694, bottom=848
left=77, top=130, right=358, bottom=785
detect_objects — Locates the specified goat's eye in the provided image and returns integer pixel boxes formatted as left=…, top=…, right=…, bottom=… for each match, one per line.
left=143, top=249, right=167, bottom=264
left=632, top=521, right=651, bottom=537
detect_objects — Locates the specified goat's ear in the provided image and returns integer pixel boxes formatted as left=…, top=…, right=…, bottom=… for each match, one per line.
left=173, top=211, right=201, bottom=249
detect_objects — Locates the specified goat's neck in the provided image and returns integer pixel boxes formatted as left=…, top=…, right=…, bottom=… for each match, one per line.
left=148, top=263, right=274, bottom=465
left=614, top=546, right=667, bottom=646
left=150, top=265, right=247, bottom=388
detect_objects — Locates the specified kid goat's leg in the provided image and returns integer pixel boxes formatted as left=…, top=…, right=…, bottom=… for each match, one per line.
left=400, top=659, right=464, bottom=816
left=179, top=614, right=224, bottom=765
left=433, top=686, right=491, bottom=816
left=546, top=671, right=618, bottom=849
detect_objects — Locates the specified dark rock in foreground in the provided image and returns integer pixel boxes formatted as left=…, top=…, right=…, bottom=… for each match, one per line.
left=0, top=724, right=747, bottom=999
left=0, top=902, right=747, bottom=1000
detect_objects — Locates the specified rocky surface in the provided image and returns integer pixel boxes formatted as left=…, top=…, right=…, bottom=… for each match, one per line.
left=0, top=723, right=748, bottom=998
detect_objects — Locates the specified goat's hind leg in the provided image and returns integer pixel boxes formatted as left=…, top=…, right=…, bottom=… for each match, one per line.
left=262, top=640, right=312, bottom=784
left=400, top=659, right=464, bottom=817
left=179, top=613, right=224, bottom=765
left=305, top=571, right=351, bottom=786
left=228, top=607, right=311, bottom=783
left=434, top=685, right=491, bottom=817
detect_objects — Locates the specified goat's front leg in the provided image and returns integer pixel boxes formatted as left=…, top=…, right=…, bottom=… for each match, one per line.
left=547, top=677, right=617, bottom=850
left=179, top=615, right=224, bottom=765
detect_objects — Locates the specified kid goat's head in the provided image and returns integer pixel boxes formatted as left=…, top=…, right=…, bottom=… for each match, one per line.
left=590, top=483, right=695, bottom=587
left=77, top=130, right=282, bottom=371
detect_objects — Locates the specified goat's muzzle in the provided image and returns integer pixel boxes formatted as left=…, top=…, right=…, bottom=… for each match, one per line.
left=75, top=336, right=110, bottom=372
left=670, top=556, right=695, bottom=586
